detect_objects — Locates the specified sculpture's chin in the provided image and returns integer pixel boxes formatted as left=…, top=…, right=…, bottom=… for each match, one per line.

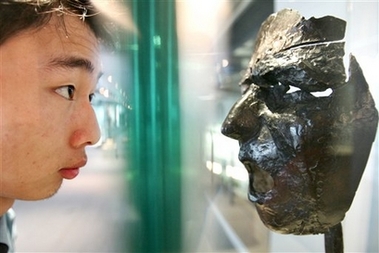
left=253, top=191, right=342, bottom=235
left=248, top=157, right=351, bottom=235
left=255, top=204, right=339, bottom=235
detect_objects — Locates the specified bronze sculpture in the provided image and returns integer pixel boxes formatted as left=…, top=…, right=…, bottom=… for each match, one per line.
left=221, top=9, right=378, bottom=253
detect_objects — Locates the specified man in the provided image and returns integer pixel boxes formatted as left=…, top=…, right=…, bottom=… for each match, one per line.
left=0, top=1, right=113, bottom=251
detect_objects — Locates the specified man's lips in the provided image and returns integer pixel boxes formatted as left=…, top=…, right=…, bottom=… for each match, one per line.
left=59, top=168, right=80, bottom=180
left=59, top=159, right=87, bottom=180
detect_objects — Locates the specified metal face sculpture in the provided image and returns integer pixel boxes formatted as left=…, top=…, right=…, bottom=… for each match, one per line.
left=221, top=9, right=378, bottom=236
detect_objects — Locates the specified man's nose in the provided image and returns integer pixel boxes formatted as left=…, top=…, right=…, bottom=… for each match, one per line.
left=69, top=103, right=101, bottom=148
left=221, top=94, right=262, bottom=142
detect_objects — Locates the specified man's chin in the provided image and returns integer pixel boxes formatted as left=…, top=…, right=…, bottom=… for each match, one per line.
left=17, top=181, right=63, bottom=201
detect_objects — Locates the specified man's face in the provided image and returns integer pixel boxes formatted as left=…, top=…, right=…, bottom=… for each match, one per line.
left=221, top=9, right=378, bottom=235
left=0, top=16, right=101, bottom=201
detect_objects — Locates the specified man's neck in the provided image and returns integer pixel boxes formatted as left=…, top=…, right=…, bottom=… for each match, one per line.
left=0, top=198, right=14, bottom=216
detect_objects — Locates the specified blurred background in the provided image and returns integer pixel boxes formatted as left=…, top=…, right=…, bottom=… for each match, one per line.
left=13, top=0, right=378, bottom=252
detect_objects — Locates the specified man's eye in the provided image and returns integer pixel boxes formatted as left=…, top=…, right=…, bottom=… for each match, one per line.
left=55, top=85, right=75, bottom=100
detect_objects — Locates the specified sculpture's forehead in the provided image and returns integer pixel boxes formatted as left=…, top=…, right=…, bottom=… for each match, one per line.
left=245, top=8, right=347, bottom=93
left=252, top=9, right=346, bottom=58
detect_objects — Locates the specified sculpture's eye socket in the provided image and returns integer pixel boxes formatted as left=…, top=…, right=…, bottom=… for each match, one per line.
left=286, top=85, right=301, bottom=94
left=285, top=85, right=333, bottom=98
left=309, top=88, right=333, bottom=97
left=239, top=67, right=255, bottom=95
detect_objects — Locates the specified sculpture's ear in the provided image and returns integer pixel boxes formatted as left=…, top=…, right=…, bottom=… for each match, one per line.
left=325, top=54, right=378, bottom=210
left=347, top=54, right=373, bottom=96
left=331, top=54, right=378, bottom=141
left=347, top=54, right=379, bottom=141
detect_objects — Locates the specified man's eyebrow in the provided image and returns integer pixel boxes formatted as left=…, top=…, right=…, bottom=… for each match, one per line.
left=47, top=56, right=96, bottom=73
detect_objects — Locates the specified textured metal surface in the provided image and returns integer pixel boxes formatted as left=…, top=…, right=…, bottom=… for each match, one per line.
left=222, top=9, right=378, bottom=235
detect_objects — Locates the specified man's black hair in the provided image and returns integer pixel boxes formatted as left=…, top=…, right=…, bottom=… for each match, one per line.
left=0, top=0, right=113, bottom=46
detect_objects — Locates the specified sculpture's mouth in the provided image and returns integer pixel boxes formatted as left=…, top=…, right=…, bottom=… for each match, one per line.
left=243, top=161, right=274, bottom=204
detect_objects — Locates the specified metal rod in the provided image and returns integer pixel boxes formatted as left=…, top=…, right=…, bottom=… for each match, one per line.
left=324, top=222, right=344, bottom=253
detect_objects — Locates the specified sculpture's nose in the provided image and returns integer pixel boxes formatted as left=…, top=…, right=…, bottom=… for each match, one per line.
left=221, top=93, right=262, bottom=142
